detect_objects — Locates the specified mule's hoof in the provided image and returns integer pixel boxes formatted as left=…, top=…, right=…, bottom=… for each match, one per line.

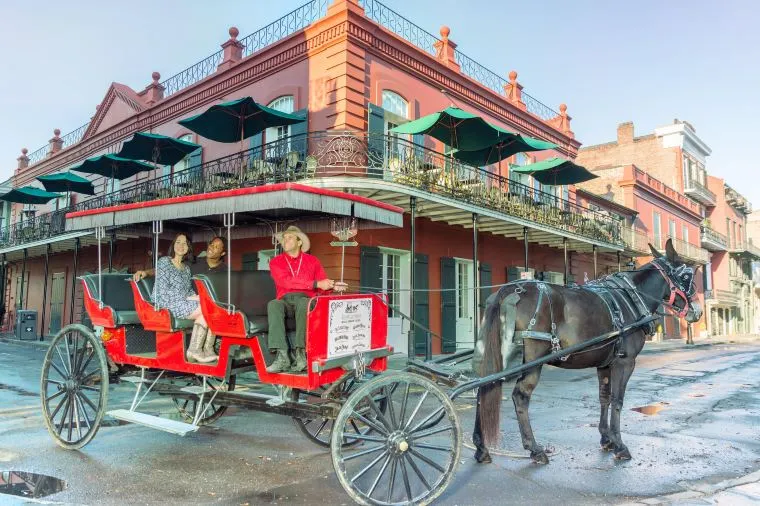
left=600, top=437, right=615, bottom=452
left=530, top=450, right=549, bottom=464
left=474, top=450, right=492, bottom=464
left=613, top=447, right=632, bottom=460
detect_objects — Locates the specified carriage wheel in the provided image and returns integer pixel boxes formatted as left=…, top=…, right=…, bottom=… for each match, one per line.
left=291, top=376, right=376, bottom=448
left=40, top=324, right=109, bottom=450
left=171, top=375, right=236, bottom=425
left=331, top=372, right=461, bottom=506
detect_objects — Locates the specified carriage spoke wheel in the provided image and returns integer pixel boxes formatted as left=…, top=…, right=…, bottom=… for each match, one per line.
left=332, top=372, right=460, bottom=506
left=40, top=324, right=108, bottom=450
left=171, top=375, right=236, bottom=425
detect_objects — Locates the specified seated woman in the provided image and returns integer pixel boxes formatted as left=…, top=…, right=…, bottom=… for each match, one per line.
left=153, top=232, right=217, bottom=364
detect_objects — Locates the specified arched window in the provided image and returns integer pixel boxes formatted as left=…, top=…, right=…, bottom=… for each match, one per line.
left=266, top=96, right=295, bottom=145
left=173, top=134, right=195, bottom=174
left=381, top=91, right=410, bottom=162
left=382, top=91, right=408, bottom=119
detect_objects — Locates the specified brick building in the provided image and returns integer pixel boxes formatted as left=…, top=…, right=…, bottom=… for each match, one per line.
left=577, top=121, right=759, bottom=338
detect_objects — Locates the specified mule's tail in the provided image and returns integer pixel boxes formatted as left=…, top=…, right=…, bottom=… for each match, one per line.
left=476, top=292, right=506, bottom=447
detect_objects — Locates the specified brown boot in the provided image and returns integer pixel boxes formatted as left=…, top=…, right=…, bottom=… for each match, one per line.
left=291, top=348, right=307, bottom=372
left=200, top=329, right=219, bottom=362
left=266, top=349, right=291, bottom=373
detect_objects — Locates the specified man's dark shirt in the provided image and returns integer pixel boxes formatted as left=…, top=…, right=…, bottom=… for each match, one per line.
left=190, top=260, right=225, bottom=275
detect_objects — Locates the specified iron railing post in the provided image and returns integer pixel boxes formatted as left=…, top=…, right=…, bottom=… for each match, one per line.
left=409, top=196, right=417, bottom=360
left=472, top=212, right=478, bottom=344
left=69, top=237, right=80, bottom=324
left=40, top=243, right=51, bottom=340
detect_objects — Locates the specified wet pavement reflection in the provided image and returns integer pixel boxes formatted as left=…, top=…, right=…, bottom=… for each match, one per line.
left=0, top=471, right=66, bottom=498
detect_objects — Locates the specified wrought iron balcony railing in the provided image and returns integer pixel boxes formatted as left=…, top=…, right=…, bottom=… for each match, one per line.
left=715, top=288, right=741, bottom=304
left=621, top=227, right=650, bottom=255
left=700, top=225, right=728, bottom=250
left=1, top=132, right=622, bottom=250
left=652, top=235, right=709, bottom=263
left=683, top=177, right=716, bottom=205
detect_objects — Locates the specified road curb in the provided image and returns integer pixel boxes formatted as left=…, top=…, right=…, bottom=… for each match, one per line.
left=622, top=469, right=760, bottom=504
left=0, top=337, right=51, bottom=350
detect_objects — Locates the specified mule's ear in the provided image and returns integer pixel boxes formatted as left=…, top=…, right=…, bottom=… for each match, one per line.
left=648, top=243, right=663, bottom=258
left=665, top=239, right=679, bottom=263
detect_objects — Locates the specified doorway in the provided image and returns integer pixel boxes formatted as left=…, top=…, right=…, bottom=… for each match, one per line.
left=48, top=272, right=66, bottom=335
left=455, top=259, right=474, bottom=348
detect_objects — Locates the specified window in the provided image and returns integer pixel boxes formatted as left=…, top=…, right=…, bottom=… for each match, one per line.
left=509, top=153, right=531, bottom=197
left=726, top=218, right=731, bottom=247
left=682, top=224, right=689, bottom=244
left=653, top=211, right=661, bottom=249
left=380, top=251, right=402, bottom=316
left=668, top=219, right=676, bottom=239
left=266, top=96, right=295, bottom=153
left=257, top=249, right=277, bottom=271
left=457, top=262, right=470, bottom=319
left=382, top=91, right=409, bottom=162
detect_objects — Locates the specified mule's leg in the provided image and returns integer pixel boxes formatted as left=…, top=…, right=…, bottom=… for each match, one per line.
left=512, top=366, right=548, bottom=464
left=608, top=358, right=636, bottom=460
left=597, top=367, right=614, bottom=451
left=472, top=388, right=493, bottom=463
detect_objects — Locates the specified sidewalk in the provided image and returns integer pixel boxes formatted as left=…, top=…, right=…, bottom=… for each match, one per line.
left=624, top=469, right=760, bottom=505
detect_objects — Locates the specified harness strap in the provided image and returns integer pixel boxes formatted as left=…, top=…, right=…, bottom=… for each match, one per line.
left=516, top=282, right=567, bottom=361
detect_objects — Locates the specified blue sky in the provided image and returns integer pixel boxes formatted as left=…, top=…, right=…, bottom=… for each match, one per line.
left=1, top=0, right=758, bottom=205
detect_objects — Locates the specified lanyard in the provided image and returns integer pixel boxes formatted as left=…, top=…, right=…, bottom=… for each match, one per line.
left=286, top=254, right=304, bottom=278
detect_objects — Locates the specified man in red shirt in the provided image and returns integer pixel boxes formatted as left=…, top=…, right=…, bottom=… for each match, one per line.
left=267, top=226, right=346, bottom=373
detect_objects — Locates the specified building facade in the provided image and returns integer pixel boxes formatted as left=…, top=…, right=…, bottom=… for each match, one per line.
left=577, top=121, right=758, bottom=338
left=3, top=0, right=647, bottom=353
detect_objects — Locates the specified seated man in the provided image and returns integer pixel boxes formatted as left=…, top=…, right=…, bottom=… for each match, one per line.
left=266, top=226, right=346, bottom=373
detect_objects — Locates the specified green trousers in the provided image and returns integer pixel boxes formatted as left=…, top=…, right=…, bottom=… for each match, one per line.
left=267, top=293, right=309, bottom=350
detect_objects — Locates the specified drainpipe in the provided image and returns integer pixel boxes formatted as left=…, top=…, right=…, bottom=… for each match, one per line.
left=563, top=238, right=568, bottom=286
left=593, top=245, right=598, bottom=279
left=40, top=243, right=51, bottom=341
left=523, top=226, right=529, bottom=273
left=20, top=248, right=27, bottom=310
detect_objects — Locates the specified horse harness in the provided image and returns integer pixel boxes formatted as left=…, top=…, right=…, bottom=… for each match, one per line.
left=511, top=275, right=656, bottom=364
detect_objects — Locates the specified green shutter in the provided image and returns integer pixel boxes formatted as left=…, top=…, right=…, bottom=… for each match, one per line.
left=250, top=132, right=263, bottom=158
left=368, top=103, right=385, bottom=179
left=413, top=133, right=425, bottom=161
left=290, top=108, right=308, bottom=157
left=413, top=253, right=429, bottom=356
left=187, top=147, right=202, bottom=177
left=360, top=246, right=382, bottom=294
left=478, top=263, right=492, bottom=313
left=507, top=266, right=521, bottom=282
left=440, top=257, right=456, bottom=353
left=242, top=253, right=258, bottom=271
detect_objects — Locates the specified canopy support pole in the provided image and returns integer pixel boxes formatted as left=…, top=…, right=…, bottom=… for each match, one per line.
left=472, top=213, right=479, bottom=345
left=108, top=229, right=115, bottom=272
left=40, top=243, right=51, bottom=341
left=617, top=251, right=621, bottom=273
left=409, top=196, right=417, bottom=360
left=152, top=221, right=163, bottom=311
left=1, top=253, right=6, bottom=330
left=593, top=245, right=598, bottom=279
left=95, top=227, right=105, bottom=309
left=563, top=237, right=569, bottom=286
left=224, top=213, right=235, bottom=312
left=69, top=238, right=79, bottom=324
left=523, top=226, right=529, bottom=273
left=20, top=248, right=27, bottom=311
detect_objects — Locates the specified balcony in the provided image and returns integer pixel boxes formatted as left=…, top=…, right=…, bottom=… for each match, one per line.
left=684, top=178, right=716, bottom=207
left=714, top=289, right=741, bottom=305
left=725, top=185, right=752, bottom=214
left=700, top=225, right=728, bottom=251
left=653, top=235, right=709, bottom=264
left=621, top=227, right=650, bottom=256
left=0, top=132, right=623, bottom=252
left=728, top=241, right=760, bottom=260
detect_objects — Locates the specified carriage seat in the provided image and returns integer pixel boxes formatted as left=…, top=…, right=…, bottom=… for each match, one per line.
left=80, top=273, right=140, bottom=325
left=133, top=277, right=195, bottom=330
left=196, top=271, right=297, bottom=335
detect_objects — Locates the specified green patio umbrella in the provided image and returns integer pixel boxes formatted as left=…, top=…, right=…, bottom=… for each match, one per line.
left=72, top=154, right=155, bottom=194
left=117, top=132, right=201, bottom=167
left=37, top=171, right=96, bottom=210
left=511, top=157, right=598, bottom=186
left=452, top=129, right=558, bottom=167
left=0, top=186, right=62, bottom=204
left=389, top=106, right=504, bottom=152
left=178, top=96, right=304, bottom=145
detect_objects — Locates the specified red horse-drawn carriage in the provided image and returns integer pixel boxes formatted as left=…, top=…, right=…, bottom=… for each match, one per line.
left=40, top=184, right=462, bottom=505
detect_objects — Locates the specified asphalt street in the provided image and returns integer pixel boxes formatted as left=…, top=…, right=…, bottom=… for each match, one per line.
left=1, top=338, right=759, bottom=505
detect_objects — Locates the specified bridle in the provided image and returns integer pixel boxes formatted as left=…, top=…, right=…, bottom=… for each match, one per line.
left=650, top=257, right=696, bottom=318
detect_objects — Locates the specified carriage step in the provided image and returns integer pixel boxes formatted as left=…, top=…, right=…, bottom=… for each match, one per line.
left=106, top=409, right=199, bottom=436
left=120, top=376, right=150, bottom=384
left=180, top=386, right=214, bottom=395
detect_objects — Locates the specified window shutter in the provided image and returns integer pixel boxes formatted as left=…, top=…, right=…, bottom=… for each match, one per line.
left=413, top=253, right=429, bottom=356
left=250, top=132, right=263, bottom=157
left=290, top=108, right=308, bottom=157
left=360, top=246, right=382, bottom=294
left=507, top=266, right=521, bottom=282
left=242, top=253, right=258, bottom=271
left=187, top=147, right=202, bottom=177
left=367, top=103, right=385, bottom=179
left=440, top=257, right=456, bottom=353
left=478, top=263, right=492, bottom=312
left=413, top=134, right=425, bottom=160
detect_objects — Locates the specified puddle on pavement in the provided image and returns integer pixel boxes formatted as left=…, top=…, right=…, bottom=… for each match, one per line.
left=0, top=471, right=66, bottom=498
left=631, top=403, right=666, bottom=415
left=0, top=383, right=37, bottom=397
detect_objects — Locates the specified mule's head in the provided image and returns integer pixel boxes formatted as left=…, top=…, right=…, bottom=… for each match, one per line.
left=648, top=239, right=702, bottom=323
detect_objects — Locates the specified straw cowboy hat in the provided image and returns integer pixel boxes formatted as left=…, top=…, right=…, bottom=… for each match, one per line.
left=276, top=225, right=311, bottom=253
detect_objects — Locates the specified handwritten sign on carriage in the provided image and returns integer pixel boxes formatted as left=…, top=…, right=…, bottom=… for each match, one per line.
left=327, top=297, right=373, bottom=358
